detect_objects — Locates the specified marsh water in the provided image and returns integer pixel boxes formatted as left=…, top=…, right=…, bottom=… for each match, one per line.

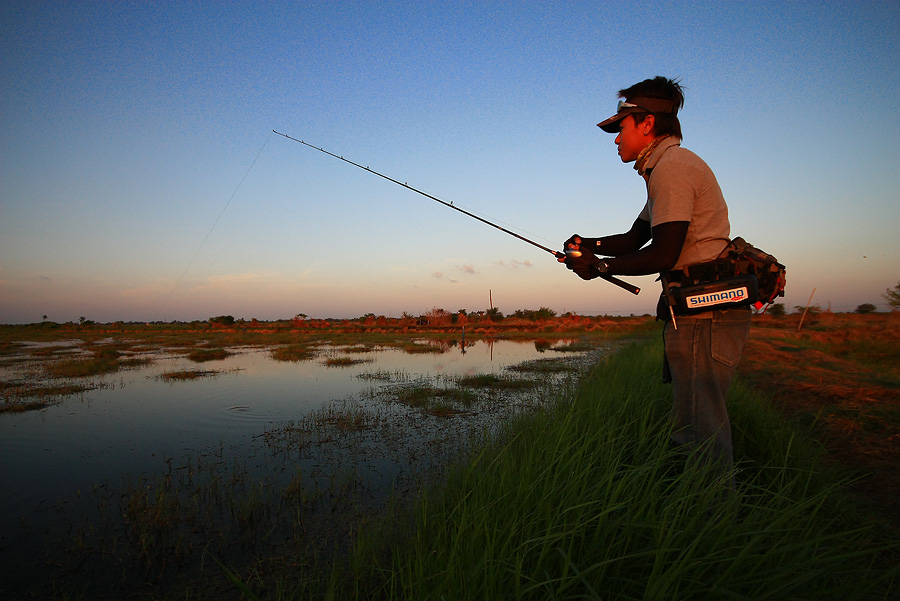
left=0, top=336, right=614, bottom=596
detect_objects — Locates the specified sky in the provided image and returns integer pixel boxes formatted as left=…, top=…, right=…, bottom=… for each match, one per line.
left=2, top=1, right=899, bottom=324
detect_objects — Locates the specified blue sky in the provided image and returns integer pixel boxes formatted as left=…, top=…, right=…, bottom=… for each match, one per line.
left=2, top=1, right=898, bottom=323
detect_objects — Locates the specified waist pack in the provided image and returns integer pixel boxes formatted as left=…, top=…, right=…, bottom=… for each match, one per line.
left=665, top=237, right=786, bottom=314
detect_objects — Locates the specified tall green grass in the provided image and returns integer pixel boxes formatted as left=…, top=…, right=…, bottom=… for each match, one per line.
left=335, top=338, right=896, bottom=600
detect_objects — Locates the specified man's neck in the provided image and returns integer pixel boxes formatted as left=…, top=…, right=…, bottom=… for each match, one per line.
left=634, top=136, right=667, bottom=175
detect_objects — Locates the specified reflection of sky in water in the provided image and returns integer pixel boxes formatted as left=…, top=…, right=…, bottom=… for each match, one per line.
left=0, top=340, right=577, bottom=534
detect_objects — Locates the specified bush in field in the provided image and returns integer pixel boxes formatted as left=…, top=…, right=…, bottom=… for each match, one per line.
left=767, top=303, right=785, bottom=317
left=486, top=307, right=504, bottom=322
left=794, top=304, right=821, bottom=315
left=512, top=307, right=558, bottom=321
left=423, top=307, right=452, bottom=326
left=855, top=303, right=877, bottom=314
left=884, top=282, right=900, bottom=311
left=209, top=315, right=235, bottom=326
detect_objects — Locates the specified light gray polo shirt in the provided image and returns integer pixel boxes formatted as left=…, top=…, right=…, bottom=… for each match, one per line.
left=637, top=137, right=730, bottom=269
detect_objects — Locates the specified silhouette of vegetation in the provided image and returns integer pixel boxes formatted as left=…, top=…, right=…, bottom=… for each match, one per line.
left=767, top=303, right=785, bottom=317
left=512, top=307, right=557, bottom=321
left=486, top=307, right=504, bottom=322
left=209, top=315, right=235, bottom=326
left=884, top=281, right=900, bottom=310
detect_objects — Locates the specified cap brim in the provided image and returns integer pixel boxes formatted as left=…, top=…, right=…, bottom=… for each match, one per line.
left=596, top=107, right=640, bottom=133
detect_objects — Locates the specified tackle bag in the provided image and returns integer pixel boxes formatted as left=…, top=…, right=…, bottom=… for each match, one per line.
left=723, top=237, right=786, bottom=309
left=665, top=237, right=786, bottom=314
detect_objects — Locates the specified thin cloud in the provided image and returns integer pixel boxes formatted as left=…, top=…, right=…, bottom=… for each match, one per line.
left=434, top=271, right=458, bottom=283
left=495, top=260, right=533, bottom=269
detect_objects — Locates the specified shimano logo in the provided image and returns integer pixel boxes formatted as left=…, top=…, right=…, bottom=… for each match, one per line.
left=687, top=287, right=748, bottom=308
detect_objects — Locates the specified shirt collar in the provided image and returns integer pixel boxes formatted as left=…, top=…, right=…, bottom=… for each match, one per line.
left=641, top=136, right=681, bottom=178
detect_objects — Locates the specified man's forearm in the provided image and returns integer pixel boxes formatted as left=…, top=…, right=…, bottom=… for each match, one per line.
left=582, top=217, right=652, bottom=257
left=603, top=220, right=689, bottom=276
left=604, top=246, right=675, bottom=275
left=594, top=232, right=645, bottom=256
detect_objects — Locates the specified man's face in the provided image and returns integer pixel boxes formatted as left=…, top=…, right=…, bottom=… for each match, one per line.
left=614, top=114, right=651, bottom=163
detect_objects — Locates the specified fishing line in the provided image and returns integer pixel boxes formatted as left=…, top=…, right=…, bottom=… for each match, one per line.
left=152, top=132, right=272, bottom=321
left=274, top=130, right=640, bottom=295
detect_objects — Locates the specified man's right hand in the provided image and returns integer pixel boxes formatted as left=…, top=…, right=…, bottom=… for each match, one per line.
left=564, top=234, right=583, bottom=251
left=557, top=234, right=584, bottom=263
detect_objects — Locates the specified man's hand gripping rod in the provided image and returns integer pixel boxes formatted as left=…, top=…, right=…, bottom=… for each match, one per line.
left=273, top=130, right=640, bottom=295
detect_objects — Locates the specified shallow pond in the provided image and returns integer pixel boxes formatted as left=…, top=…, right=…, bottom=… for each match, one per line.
left=0, top=336, right=615, bottom=597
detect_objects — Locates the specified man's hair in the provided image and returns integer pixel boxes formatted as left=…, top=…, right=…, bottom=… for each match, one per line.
left=619, top=76, right=685, bottom=139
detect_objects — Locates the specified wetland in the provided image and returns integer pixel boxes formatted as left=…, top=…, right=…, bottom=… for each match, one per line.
left=0, top=316, right=642, bottom=598
left=1, top=312, right=897, bottom=599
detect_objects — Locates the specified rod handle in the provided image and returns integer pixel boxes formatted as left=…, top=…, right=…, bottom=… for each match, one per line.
left=600, top=274, right=641, bottom=295
left=554, top=251, right=641, bottom=295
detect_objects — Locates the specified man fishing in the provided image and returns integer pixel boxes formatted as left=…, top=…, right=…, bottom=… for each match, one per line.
left=563, top=76, right=751, bottom=472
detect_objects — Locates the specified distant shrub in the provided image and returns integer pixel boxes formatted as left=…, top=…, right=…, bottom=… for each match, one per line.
left=512, top=307, right=558, bottom=321
left=855, top=303, right=877, bottom=314
left=884, top=282, right=900, bottom=310
left=794, top=304, right=821, bottom=315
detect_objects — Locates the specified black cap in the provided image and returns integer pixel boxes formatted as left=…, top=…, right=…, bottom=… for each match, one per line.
left=597, top=97, right=677, bottom=133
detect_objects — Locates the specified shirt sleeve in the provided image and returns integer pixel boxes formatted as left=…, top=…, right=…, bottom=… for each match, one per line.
left=644, top=146, right=731, bottom=268
left=646, top=157, right=698, bottom=227
left=638, top=200, right=650, bottom=222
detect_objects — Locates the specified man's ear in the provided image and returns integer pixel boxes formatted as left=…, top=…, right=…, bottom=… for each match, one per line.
left=642, top=114, right=656, bottom=136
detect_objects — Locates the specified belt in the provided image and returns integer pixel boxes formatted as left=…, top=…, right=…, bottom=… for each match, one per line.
left=666, top=259, right=736, bottom=286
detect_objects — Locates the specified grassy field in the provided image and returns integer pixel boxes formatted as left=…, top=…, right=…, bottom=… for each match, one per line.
left=737, top=311, right=900, bottom=526
left=314, top=328, right=897, bottom=601
left=186, top=313, right=898, bottom=601
left=2, top=313, right=898, bottom=599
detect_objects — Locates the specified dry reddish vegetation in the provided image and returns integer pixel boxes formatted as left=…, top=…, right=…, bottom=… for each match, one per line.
left=737, top=311, right=900, bottom=526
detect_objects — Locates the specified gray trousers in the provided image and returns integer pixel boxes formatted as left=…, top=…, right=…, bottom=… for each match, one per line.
left=663, top=307, right=752, bottom=467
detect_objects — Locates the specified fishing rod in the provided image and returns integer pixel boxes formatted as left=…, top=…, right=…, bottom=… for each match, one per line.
left=273, top=130, right=640, bottom=295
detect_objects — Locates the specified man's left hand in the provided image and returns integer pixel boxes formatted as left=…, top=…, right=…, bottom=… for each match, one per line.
left=564, top=253, right=607, bottom=280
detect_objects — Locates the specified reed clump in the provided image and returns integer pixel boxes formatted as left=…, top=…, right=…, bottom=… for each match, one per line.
left=456, top=373, right=538, bottom=390
left=270, top=344, right=317, bottom=362
left=187, top=348, right=233, bottom=362
left=324, top=356, right=373, bottom=367
left=158, top=369, right=222, bottom=382
left=46, top=355, right=120, bottom=378
left=507, top=357, right=577, bottom=374
left=43, top=347, right=153, bottom=378
left=393, top=383, right=478, bottom=415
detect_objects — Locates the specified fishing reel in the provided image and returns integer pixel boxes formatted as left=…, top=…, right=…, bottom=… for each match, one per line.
left=556, top=235, right=584, bottom=262
left=555, top=248, right=583, bottom=262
